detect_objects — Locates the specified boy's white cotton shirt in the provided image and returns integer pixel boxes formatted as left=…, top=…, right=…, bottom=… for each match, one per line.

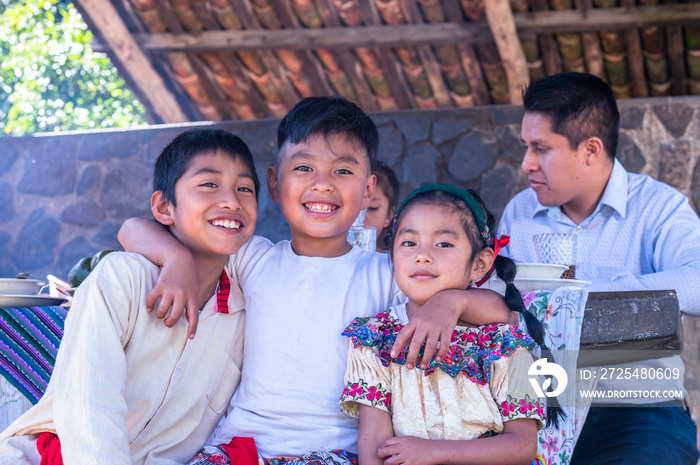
left=0, top=252, right=246, bottom=465
left=213, top=236, right=402, bottom=457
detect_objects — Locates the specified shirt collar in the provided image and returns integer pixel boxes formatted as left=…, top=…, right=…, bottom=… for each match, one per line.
left=532, top=159, right=627, bottom=220
left=597, top=159, right=628, bottom=218
left=215, top=269, right=231, bottom=314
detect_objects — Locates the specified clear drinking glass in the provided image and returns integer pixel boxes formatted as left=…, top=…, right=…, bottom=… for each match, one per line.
left=533, top=233, right=577, bottom=279
left=347, top=226, right=376, bottom=252
left=347, top=209, right=377, bottom=253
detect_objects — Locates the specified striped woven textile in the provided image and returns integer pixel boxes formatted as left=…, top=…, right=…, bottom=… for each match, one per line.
left=0, top=306, right=67, bottom=404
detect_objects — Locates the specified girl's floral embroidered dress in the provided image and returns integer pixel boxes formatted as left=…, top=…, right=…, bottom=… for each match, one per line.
left=339, top=303, right=546, bottom=440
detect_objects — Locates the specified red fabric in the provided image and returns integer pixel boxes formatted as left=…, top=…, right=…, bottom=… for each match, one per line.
left=216, top=270, right=231, bottom=314
left=474, top=235, right=511, bottom=287
left=219, top=437, right=258, bottom=465
left=36, top=432, right=63, bottom=465
left=492, top=235, right=510, bottom=259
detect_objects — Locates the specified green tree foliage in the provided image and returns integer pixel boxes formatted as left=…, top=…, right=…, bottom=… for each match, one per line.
left=0, top=0, right=146, bottom=135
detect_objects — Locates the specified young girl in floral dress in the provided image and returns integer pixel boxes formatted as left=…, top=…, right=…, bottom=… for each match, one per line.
left=340, top=184, right=554, bottom=465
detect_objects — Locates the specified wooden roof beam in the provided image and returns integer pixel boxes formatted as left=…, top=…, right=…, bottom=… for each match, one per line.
left=575, top=0, right=605, bottom=80
left=518, top=3, right=700, bottom=34
left=530, top=0, right=561, bottom=76
left=356, top=0, right=415, bottom=109
left=620, top=0, right=648, bottom=98
left=314, top=0, right=378, bottom=111
left=111, top=3, right=700, bottom=53
left=484, top=0, right=528, bottom=105
left=397, top=0, right=451, bottom=108
left=662, top=0, right=688, bottom=96
left=441, top=0, right=490, bottom=106
left=76, top=0, right=188, bottom=123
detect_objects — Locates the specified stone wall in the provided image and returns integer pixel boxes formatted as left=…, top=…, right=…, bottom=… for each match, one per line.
left=2, top=95, right=700, bottom=281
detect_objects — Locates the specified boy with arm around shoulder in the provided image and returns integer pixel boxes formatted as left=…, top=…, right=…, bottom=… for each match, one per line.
left=0, top=128, right=259, bottom=465
left=119, top=96, right=512, bottom=462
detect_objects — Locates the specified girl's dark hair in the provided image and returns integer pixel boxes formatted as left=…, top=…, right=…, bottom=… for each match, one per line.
left=372, top=160, right=400, bottom=209
left=389, top=187, right=564, bottom=427
left=371, top=160, right=400, bottom=250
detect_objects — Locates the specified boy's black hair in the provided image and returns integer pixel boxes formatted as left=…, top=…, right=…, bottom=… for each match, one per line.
left=388, top=187, right=564, bottom=428
left=523, top=72, right=619, bottom=159
left=277, top=96, right=379, bottom=164
left=153, top=128, right=260, bottom=206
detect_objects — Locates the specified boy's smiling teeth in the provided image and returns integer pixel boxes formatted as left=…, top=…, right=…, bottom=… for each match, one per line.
left=211, top=219, right=241, bottom=230
left=305, top=203, right=335, bottom=213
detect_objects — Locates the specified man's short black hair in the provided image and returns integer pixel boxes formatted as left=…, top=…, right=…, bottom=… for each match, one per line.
left=277, top=96, right=379, bottom=164
left=153, top=128, right=260, bottom=206
left=523, top=72, right=620, bottom=159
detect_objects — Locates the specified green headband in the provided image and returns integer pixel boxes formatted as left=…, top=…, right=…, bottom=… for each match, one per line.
left=392, top=183, right=493, bottom=246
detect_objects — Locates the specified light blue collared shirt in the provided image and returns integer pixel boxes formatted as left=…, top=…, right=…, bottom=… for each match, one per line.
left=498, top=159, right=700, bottom=315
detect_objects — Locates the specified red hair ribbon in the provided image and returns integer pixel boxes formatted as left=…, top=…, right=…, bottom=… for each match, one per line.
left=474, top=235, right=510, bottom=288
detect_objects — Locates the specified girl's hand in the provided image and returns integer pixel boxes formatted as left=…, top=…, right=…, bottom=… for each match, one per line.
left=146, top=253, right=200, bottom=339
left=378, top=436, right=436, bottom=465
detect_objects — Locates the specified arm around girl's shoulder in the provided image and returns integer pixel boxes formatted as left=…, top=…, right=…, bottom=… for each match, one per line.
left=390, top=289, right=512, bottom=370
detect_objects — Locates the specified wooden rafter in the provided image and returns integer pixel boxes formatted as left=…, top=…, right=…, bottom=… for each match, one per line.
left=265, top=1, right=334, bottom=98
left=188, top=53, right=236, bottom=120
left=621, top=0, right=648, bottom=98
left=75, top=0, right=188, bottom=123
left=79, top=0, right=163, bottom=122
left=81, top=0, right=700, bottom=123
left=664, top=0, right=688, bottom=96
left=313, top=0, right=378, bottom=111
left=530, top=0, right=561, bottom=76
left=112, top=4, right=700, bottom=54
left=483, top=0, right=528, bottom=105
left=229, top=0, right=300, bottom=110
left=457, top=44, right=490, bottom=106
left=398, top=0, right=452, bottom=107
left=219, top=51, right=269, bottom=117
left=146, top=0, right=232, bottom=120
left=574, top=0, right=605, bottom=79
left=395, top=0, right=451, bottom=108
left=356, top=0, right=415, bottom=109
left=441, top=0, right=490, bottom=106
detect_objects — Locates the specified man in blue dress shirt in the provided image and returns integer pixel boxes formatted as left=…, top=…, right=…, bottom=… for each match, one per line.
left=498, top=72, right=700, bottom=464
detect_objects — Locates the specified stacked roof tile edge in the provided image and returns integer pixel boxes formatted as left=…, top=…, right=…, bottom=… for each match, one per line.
left=77, top=0, right=700, bottom=123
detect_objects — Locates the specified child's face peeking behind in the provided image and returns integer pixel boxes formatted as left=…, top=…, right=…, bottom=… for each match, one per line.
left=153, top=150, right=258, bottom=259
left=267, top=132, right=376, bottom=257
left=392, top=203, right=490, bottom=316
left=364, top=183, right=394, bottom=236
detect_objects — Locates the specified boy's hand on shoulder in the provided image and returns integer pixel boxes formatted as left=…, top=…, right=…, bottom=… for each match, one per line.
left=378, top=436, right=436, bottom=465
left=147, top=256, right=200, bottom=339
left=391, top=290, right=460, bottom=369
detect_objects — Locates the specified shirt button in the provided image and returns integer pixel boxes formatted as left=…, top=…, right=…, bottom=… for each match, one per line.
left=576, top=226, right=582, bottom=232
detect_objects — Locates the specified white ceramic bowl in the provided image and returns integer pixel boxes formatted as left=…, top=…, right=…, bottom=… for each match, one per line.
left=515, top=263, right=568, bottom=279
left=513, top=278, right=591, bottom=292
left=0, top=278, right=45, bottom=296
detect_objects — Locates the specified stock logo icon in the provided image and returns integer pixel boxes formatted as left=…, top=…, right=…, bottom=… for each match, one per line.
left=528, top=358, right=568, bottom=398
